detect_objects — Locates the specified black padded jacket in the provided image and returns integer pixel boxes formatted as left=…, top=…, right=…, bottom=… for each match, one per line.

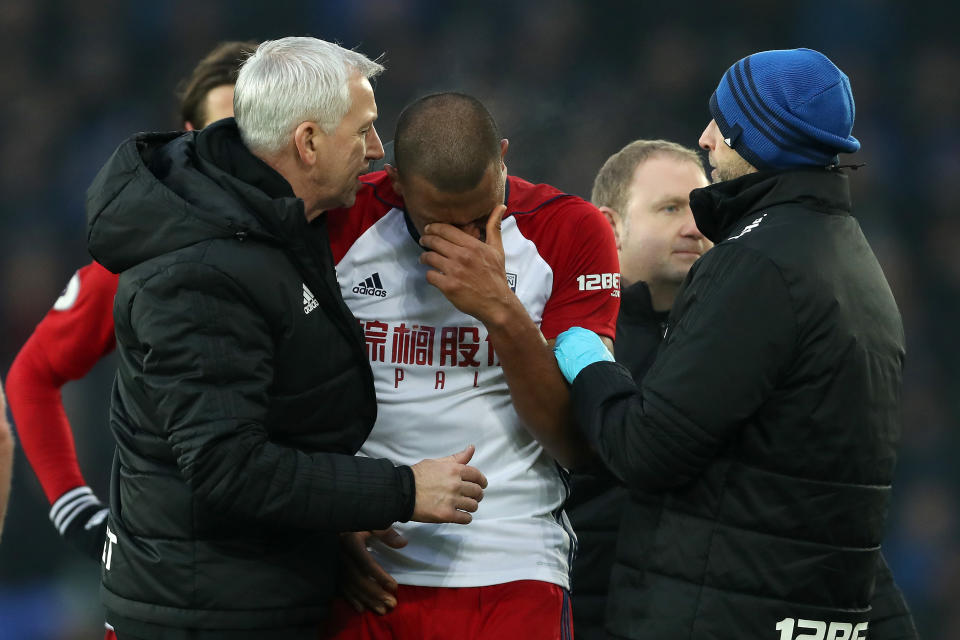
left=571, top=168, right=914, bottom=639
left=86, top=120, right=414, bottom=636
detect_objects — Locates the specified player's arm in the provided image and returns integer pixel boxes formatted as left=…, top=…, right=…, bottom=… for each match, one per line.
left=5, top=262, right=118, bottom=560
left=533, top=201, right=619, bottom=466
left=485, top=292, right=590, bottom=469
left=419, top=205, right=604, bottom=468
left=0, top=380, right=13, bottom=542
left=129, top=263, right=485, bottom=531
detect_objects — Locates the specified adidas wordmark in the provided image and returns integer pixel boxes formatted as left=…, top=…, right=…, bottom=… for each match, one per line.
left=353, top=272, right=388, bottom=297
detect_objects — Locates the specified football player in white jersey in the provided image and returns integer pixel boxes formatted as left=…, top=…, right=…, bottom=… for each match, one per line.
left=324, top=93, right=620, bottom=640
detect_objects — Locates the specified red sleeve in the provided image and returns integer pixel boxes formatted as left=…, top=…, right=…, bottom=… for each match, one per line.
left=327, top=170, right=401, bottom=264
left=5, top=261, right=118, bottom=503
left=512, top=190, right=620, bottom=341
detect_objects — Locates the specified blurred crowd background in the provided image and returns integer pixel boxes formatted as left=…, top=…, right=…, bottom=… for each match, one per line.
left=1, top=1, right=957, bottom=638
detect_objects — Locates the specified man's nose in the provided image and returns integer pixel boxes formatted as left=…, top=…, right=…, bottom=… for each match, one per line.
left=366, top=125, right=385, bottom=160
left=698, top=121, right=714, bottom=151
left=680, top=206, right=706, bottom=240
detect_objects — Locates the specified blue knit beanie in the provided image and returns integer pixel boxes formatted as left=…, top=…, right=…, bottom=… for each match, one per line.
left=709, top=48, right=860, bottom=170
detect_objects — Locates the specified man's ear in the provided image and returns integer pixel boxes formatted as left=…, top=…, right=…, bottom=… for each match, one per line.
left=293, top=121, right=321, bottom=165
left=384, top=164, right=403, bottom=196
left=499, top=138, right=509, bottom=170
left=598, top=206, right=622, bottom=252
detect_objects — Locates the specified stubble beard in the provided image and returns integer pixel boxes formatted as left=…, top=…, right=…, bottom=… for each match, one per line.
left=713, top=153, right=757, bottom=183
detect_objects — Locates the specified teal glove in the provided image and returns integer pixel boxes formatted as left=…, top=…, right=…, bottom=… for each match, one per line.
left=553, top=327, right=614, bottom=383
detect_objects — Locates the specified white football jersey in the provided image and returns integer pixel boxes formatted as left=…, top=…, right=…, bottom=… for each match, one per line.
left=328, top=172, right=619, bottom=588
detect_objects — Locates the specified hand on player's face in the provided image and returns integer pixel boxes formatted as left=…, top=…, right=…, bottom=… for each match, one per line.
left=397, top=160, right=504, bottom=239
left=418, top=205, right=515, bottom=325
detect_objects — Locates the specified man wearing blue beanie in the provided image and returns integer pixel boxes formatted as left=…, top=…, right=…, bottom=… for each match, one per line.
left=554, top=49, right=917, bottom=639
left=705, top=47, right=861, bottom=177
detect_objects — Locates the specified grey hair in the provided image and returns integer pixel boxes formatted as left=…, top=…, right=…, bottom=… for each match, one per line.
left=591, top=139, right=704, bottom=223
left=234, top=37, right=384, bottom=156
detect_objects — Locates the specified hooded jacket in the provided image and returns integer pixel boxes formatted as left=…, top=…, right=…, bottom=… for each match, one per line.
left=86, top=119, right=414, bottom=634
left=571, top=168, right=910, bottom=639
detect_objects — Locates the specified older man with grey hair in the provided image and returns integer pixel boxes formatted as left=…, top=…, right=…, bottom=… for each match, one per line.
left=85, top=36, right=488, bottom=640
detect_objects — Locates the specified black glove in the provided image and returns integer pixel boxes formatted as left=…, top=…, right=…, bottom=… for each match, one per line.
left=50, top=486, right=109, bottom=562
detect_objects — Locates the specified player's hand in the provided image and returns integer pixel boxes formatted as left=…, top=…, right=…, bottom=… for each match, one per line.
left=339, top=529, right=406, bottom=615
left=410, top=445, right=487, bottom=524
left=50, top=486, right=109, bottom=562
left=419, top=205, right=519, bottom=326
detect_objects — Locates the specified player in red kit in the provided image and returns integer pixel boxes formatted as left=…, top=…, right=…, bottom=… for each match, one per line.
left=4, top=40, right=256, bottom=640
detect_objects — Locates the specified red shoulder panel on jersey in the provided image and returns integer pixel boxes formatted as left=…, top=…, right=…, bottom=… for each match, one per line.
left=22, top=260, right=118, bottom=379
left=327, top=171, right=404, bottom=264
left=506, top=176, right=620, bottom=341
left=6, top=261, right=119, bottom=502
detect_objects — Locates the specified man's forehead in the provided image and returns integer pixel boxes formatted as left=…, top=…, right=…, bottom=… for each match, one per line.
left=415, top=188, right=496, bottom=216
left=349, top=76, right=378, bottom=112
left=627, top=168, right=689, bottom=207
left=633, top=156, right=703, bottom=185
left=409, top=162, right=499, bottom=193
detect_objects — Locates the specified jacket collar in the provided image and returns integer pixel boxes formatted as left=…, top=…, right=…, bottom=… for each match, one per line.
left=193, top=119, right=315, bottom=243
left=689, top=168, right=853, bottom=243
left=195, top=119, right=294, bottom=201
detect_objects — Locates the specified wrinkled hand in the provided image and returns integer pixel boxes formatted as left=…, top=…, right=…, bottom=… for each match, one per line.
left=553, top=327, right=615, bottom=384
left=411, top=445, right=487, bottom=524
left=419, top=205, right=517, bottom=325
left=339, top=528, right=407, bottom=615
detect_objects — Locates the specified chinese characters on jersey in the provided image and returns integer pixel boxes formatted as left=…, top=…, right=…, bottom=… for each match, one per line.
left=361, top=320, right=499, bottom=389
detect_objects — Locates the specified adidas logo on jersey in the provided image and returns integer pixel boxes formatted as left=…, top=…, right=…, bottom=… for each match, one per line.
left=303, top=284, right=319, bottom=314
left=353, top=272, right=388, bottom=297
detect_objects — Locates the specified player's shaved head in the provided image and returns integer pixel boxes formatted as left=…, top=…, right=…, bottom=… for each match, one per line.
left=394, top=92, right=501, bottom=192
